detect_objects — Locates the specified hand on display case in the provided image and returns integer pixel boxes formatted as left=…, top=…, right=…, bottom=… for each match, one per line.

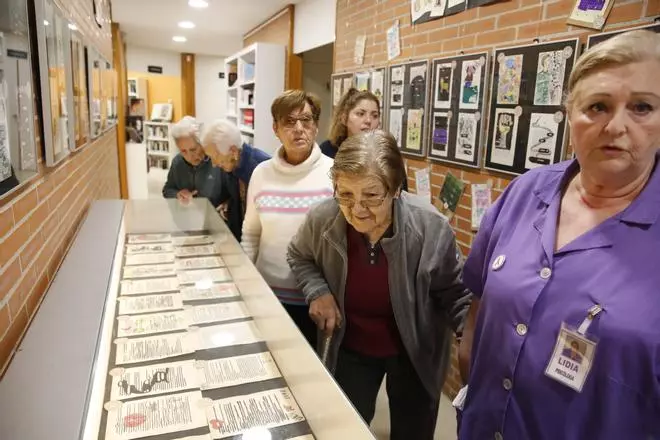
left=176, top=188, right=197, bottom=204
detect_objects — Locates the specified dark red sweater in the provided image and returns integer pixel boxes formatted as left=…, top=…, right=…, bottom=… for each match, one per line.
left=343, top=225, right=401, bottom=357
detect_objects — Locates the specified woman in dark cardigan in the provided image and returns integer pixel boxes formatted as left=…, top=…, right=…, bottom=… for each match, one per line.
left=320, top=88, right=409, bottom=191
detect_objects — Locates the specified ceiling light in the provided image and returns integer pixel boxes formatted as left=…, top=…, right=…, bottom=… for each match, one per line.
left=188, top=0, right=208, bottom=8
left=178, top=21, right=195, bottom=29
left=172, top=36, right=187, bottom=43
left=68, top=23, right=77, bottom=30
left=43, top=20, right=49, bottom=26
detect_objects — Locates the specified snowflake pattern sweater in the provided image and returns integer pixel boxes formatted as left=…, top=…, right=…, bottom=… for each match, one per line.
left=240, top=144, right=334, bottom=305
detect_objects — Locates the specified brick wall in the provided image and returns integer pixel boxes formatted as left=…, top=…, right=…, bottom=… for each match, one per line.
left=334, top=0, right=658, bottom=399
left=0, top=0, right=119, bottom=374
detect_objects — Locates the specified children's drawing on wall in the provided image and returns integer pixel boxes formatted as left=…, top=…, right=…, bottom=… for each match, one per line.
left=370, top=70, right=384, bottom=105
left=490, top=108, right=518, bottom=167
left=459, top=61, right=482, bottom=110
left=434, top=63, right=453, bottom=109
left=390, top=66, right=404, bottom=106
left=332, top=78, right=342, bottom=106
left=525, top=112, right=559, bottom=169
left=409, top=64, right=427, bottom=108
left=406, top=109, right=423, bottom=151
left=431, top=112, right=449, bottom=157
left=456, top=113, right=477, bottom=162
left=496, top=54, right=523, bottom=105
left=389, top=108, right=403, bottom=145
left=342, top=77, right=353, bottom=96
left=355, top=73, right=369, bottom=92
left=533, top=50, right=566, bottom=106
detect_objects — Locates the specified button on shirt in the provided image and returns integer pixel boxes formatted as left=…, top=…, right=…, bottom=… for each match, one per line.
left=460, top=155, right=660, bottom=440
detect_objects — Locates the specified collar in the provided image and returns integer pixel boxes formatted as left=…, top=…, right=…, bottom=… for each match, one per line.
left=233, top=143, right=252, bottom=181
left=533, top=153, right=660, bottom=226
left=271, top=143, right=322, bottom=175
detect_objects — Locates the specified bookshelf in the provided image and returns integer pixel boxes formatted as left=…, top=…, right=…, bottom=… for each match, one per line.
left=224, top=42, right=285, bottom=154
left=144, top=121, right=176, bottom=169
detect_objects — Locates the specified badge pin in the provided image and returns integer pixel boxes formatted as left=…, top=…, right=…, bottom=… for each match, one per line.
left=492, top=254, right=506, bottom=270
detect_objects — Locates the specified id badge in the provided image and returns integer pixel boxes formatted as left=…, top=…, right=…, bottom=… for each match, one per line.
left=544, top=323, right=598, bottom=392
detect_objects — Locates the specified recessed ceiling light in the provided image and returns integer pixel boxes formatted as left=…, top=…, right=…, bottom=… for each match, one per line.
left=68, top=23, right=77, bottom=30
left=173, top=36, right=187, bottom=43
left=43, top=20, right=49, bottom=26
left=188, top=0, right=208, bottom=8
left=178, top=21, right=195, bottom=29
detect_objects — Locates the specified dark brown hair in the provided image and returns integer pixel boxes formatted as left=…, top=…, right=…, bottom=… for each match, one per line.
left=329, top=88, right=381, bottom=147
left=271, top=89, right=321, bottom=124
left=331, top=130, right=405, bottom=196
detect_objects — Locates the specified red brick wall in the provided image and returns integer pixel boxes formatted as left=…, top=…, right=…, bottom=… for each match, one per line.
left=334, top=0, right=658, bottom=399
left=0, top=0, right=119, bottom=374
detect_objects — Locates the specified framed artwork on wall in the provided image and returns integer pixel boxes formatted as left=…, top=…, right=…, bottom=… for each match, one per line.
left=586, top=21, right=660, bottom=49
left=386, top=60, right=430, bottom=158
left=34, top=0, right=75, bottom=166
left=0, top=0, right=39, bottom=197
left=69, top=29, right=89, bottom=150
left=88, top=48, right=102, bottom=139
left=331, top=72, right=354, bottom=107
left=484, top=38, right=580, bottom=176
left=427, top=52, right=489, bottom=168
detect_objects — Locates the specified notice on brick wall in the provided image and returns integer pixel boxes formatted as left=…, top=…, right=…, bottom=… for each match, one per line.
left=354, top=34, right=366, bottom=65
left=415, top=168, right=431, bottom=201
left=471, top=183, right=492, bottom=230
left=386, top=20, right=401, bottom=61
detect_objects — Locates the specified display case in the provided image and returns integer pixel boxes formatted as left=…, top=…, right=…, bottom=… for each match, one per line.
left=0, top=199, right=374, bottom=440
left=0, top=0, right=39, bottom=197
left=70, top=28, right=90, bottom=150
left=34, top=0, right=75, bottom=165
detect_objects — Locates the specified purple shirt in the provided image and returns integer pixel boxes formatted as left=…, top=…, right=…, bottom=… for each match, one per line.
left=460, top=154, right=660, bottom=440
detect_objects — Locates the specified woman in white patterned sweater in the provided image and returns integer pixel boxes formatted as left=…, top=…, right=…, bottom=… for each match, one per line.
left=241, top=90, right=334, bottom=347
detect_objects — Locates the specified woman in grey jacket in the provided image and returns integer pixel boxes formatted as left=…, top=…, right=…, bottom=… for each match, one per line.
left=287, top=130, right=471, bottom=440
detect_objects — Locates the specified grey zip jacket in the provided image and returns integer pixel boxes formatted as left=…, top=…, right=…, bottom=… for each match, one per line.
left=287, top=191, right=472, bottom=399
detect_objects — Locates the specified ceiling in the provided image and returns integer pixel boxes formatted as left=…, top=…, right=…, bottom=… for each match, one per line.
left=111, top=0, right=299, bottom=57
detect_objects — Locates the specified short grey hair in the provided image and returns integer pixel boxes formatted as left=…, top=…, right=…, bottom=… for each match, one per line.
left=201, top=119, right=243, bottom=154
left=171, top=116, right=202, bottom=142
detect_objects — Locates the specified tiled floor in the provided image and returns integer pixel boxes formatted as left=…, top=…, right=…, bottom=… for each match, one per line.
left=147, top=168, right=458, bottom=439
left=371, top=382, right=457, bottom=440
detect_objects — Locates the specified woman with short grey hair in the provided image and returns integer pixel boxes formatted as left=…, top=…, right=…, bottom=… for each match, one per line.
left=162, top=116, right=224, bottom=207
left=287, top=130, right=471, bottom=440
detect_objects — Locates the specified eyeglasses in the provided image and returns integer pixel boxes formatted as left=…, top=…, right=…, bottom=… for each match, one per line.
left=282, top=114, right=315, bottom=129
left=335, top=194, right=387, bottom=209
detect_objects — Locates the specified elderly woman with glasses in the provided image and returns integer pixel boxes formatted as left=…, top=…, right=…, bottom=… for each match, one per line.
left=241, top=90, right=334, bottom=347
left=287, top=130, right=471, bottom=440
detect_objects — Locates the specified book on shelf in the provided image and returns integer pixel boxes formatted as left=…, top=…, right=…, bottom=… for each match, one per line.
left=243, top=109, right=254, bottom=128
left=242, top=63, right=255, bottom=82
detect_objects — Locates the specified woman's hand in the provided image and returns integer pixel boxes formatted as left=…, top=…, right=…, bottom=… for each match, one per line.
left=309, top=294, right=342, bottom=336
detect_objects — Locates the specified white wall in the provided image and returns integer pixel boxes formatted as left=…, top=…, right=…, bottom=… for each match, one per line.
left=194, top=55, right=227, bottom=124
left=126, top=45, right=181, bottom=76
left=302, top=44, right=334, bottom=143
left=294, top=0, right=336, bottom=54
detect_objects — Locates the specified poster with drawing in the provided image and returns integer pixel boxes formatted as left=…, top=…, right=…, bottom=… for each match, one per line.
left=427, top=53, right=488, bottom=168
left=586, top=22, right=660, bottom=50
left=342, top=77, right=353, bottom=95
left=387, top=20, right=401, bottom=60
left=525, top=112, right=561, bottom=169
left=370, top=69, right=385, bottom=107
left=533, top=50, right=567, bottom=106
left=455, top=113, right=478, bottom=162
left=390, top=66, right=404, bottom=106
left=389, top=109, right=403, bottom=144
left=332, top=78, right=342, bottom=106
left=459, top=60, right=482, bottom=110
left=489, top=108, right=519, bottom=167
left=496, top=54, right=523, bottom=105
left=355, top=72, right=369, bottom=91
left=434, top=63, right=453, bottom=109
left=387, top=60, right=429, bottom=157
left=406, top=109, right=423, bottom=152
left=0, top=76, right=11, bottom=182
left=431, top=112, right=449, bottom=157
left=485, top=40, right=577, bottom=175
left=409, top=64, right=427, bottom=109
